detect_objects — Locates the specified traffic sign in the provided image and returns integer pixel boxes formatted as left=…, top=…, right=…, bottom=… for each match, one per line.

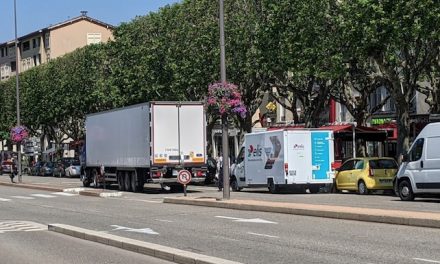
left=177, top=170, right=192, bottom=185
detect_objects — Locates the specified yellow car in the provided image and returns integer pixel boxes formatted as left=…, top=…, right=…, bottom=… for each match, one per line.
left=335, top=157, right=398, bottom=194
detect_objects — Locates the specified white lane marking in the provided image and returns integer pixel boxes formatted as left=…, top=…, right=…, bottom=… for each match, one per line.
left=247, top=232, right=279, bottom=239
left=110, top=225, right=159, bottom=235
left=11, top=196, right=35, bottom=200
left=216, top=216, right=278, bottom=224
left=123, top=198, right=162, bottom=203
left=155, top=219, right=173, bottom=223
left=52, top=192, right=77, bottom=196
left=414, top=258, right=440, bottom=263
left=0, top=198, right=12, bottom=202
left=31, top=194, right=56, bottom=198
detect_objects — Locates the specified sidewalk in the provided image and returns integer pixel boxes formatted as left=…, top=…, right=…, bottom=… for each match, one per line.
left=0, top=174, right=121, bottom=197
left=163, top=196, right=440, bottom=229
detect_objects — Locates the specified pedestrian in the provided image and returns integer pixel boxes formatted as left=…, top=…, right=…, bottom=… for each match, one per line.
left=216, top=155, right=223, bottom=191
left=10, top=158, right=17, bottom=183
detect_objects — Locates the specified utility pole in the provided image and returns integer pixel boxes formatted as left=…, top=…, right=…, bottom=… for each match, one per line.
left=219, top=0, right=230, bottom=199
left=14, top=0, right=22, bottom=183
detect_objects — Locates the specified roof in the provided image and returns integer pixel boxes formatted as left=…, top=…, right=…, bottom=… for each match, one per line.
left=0, top=15, right=114, bottom=46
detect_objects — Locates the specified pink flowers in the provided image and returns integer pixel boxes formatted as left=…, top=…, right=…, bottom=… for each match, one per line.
left=206, top=82, right=247, bottom=119
left=10, top=126, right=29, bottom=143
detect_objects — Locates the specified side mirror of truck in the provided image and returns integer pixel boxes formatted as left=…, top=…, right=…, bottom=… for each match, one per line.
left=402, top=153, right=409, bottom=162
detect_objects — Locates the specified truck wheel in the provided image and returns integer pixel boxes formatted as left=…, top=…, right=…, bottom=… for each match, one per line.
left=358, top=180, right=369, bottom=195
left=399, top=179, right=415, bottom=201
left=230, top=177, right=241, bottom=192
left=268, top=180, right=278, bottom=194
left=124, top=171, right=132, bottom=192
left=82, top=179, right=91, bottom=187
left=130, top=171, right=137, bottom=192
left=117, top=172, right=125, bottom=191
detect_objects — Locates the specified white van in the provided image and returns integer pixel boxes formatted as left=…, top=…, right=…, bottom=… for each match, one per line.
left=231, top=129, right=334, bottom=193
left=396, top=122, right=440, bottom=201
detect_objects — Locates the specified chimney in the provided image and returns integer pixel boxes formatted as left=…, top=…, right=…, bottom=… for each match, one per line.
left=80, top=11, right=88, bottom=17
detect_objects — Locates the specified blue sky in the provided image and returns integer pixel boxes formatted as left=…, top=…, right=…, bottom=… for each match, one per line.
left=0, top=0, right=182, bottom=43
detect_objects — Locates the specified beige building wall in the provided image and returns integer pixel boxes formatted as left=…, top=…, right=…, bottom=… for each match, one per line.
left=50, top=20, right=113, bottom=58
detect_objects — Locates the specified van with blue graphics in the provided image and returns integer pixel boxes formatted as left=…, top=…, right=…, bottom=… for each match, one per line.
left=231, top=130, right=334, bottom=193
left=396, top=122, right=440, bottom=201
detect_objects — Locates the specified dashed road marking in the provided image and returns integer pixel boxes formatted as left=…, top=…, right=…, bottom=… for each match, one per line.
left=31, top=194, right=56, bottom=198
left=0, top=198, right=11, bottom=202
left=10, top=196, right=35, bottom=200
left=52, top=192, right=77, bottom=196
left=247, top=232, right=279, bottom=238
left=414, top=258, right=440, bottom=263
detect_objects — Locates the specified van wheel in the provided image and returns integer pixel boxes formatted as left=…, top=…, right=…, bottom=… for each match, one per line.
left=358, top=180, right=369, bottom=195
left=268, top=180, right=278, bottom=194
left=230, top=177, right=241, bottom=192
left=399, top=180, right=415, bottom=201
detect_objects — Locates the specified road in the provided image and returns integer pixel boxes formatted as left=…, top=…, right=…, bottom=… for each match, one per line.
left=1, top=184, right=440, bottom=264
left=0, top=222, right=173, bottom=264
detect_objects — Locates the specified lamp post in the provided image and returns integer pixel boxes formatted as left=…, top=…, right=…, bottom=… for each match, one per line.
left=14, top=0, right=22, bottom=183
left=219, top=0, right=230, bottom=199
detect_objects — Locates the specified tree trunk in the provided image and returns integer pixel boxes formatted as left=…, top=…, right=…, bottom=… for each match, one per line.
left=396, top=108, right=410, bottom=161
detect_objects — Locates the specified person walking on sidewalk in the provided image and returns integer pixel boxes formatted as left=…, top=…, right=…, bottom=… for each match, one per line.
left=10, top=158, right=17, bottom=183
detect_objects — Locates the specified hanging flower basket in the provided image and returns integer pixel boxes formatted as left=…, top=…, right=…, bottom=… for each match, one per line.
left=10, top=125, right=29, bottom=143
left=206, top=82, right=247, bottom=119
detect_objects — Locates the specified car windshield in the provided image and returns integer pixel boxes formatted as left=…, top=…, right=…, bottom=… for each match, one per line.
left=45, top=162, right=54, bottom=167
left=71, top=160, right=80, bottom=166
left=369, top=159, right=398, bottom=169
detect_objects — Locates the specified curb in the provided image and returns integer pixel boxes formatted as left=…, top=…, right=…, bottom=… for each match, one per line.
left=163, top=197, right=440, bottom=229
left=48, top=224, right=242, bottom=264
left=0, top=181, right=121, bottom=198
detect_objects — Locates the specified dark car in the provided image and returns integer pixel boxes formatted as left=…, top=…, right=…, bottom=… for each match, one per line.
left=40, top=162, right=55, bottom=176
left=1, top=160, right=14, bottom=174
left=30, top=161, right=45, bottom=176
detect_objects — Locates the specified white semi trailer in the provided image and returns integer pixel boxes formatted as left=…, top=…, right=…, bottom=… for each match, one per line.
left=81, top=102, right=207, bottom=192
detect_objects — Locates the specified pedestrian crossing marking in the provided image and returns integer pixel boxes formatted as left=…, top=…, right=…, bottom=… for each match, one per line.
left=0, top=221, right=46, bottom=233
left=31, top=194, right=56, bottom=198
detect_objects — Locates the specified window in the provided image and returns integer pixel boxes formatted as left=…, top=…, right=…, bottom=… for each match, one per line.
left=33, top=54, right=41, bottom=66
left=354, top=160, right=364, bottom=170
left=410, top=138, right=424, bottom=161
left=339, top=160, right=355, bottom=171
left=44, top=33, right=50, bottom=48
left=1, top=48, right=4, bottom=57
left=236, top=148, right=245, bottom=163
left=32, top=38, right=40, bottom=49
left=369, top=159, right=398, bottom=169
left=22, top=41, right=30, bottom=51
left=10, top=61, right=16, bottom=72
left=8, top=46, right=15, bottom=56
left=426, top=137, right=440, bottom=159
left=87, top=33, right=102, bottom=45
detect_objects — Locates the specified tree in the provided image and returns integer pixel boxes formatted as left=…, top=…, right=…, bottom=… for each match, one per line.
left=339, top=0, right=440, bottom=157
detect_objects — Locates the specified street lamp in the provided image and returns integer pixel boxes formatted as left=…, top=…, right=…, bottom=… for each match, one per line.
left=14, top=0, right=22, bottom=183
left=219, top=0, right=230, bottom=199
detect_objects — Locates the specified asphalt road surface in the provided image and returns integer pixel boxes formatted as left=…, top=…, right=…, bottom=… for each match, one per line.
left=1, top=185, right=440, bottom=264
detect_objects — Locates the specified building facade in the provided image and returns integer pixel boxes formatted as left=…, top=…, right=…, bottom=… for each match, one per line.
left=0, top=13, right=114, bottom=81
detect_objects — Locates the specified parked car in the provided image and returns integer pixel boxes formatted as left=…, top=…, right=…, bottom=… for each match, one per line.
left=395, top=122, right=440, bottom=201
left=1, top=160, right=14, bottom=174
left=52, top=161, right=66, bottom=177
left=64, top=160, right=81, bottom=178
left=335, top=157, right=398, bottom=194
left=40, top=162, right=55, bottom=176
left=30, top=161, right=45, bottom=176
